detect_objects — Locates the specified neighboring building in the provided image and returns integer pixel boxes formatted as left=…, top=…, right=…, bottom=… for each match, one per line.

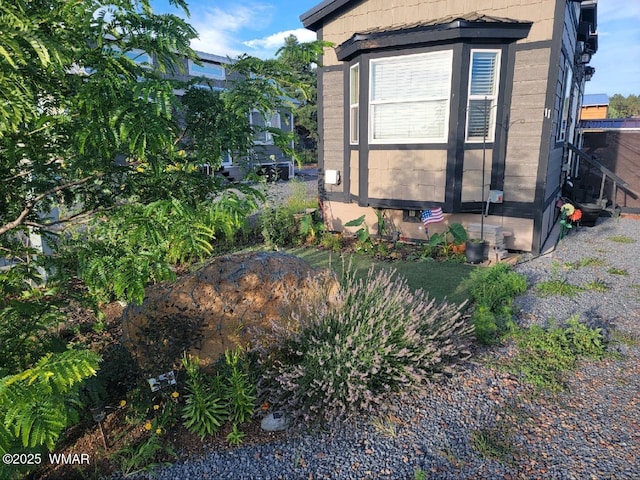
left=301, top=0, right=600, bottom=253
left=577, top=118, right=640, bottom=212
left=580, top=93, right=608, bottom=120
left=167, top=50, right=295, bottom=180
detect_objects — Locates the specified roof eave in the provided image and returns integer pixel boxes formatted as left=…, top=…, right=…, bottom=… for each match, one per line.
left=300, top=0, right=358, bottom=31
left=336, top=21, right=532, bottom=61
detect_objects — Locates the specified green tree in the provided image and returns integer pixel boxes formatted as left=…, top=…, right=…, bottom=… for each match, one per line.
left=0, top=0, right=199, bottom=240
left=0, top=0, right=328, bottom=459
left=274, top=35, right=333, bottom=164
left=608, top=94, right=640, bottom=118
left=0, top=0, right=197, bottom=458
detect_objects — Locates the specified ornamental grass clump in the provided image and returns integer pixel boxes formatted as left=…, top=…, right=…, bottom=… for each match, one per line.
left=254, top=266, right=474, bottom=424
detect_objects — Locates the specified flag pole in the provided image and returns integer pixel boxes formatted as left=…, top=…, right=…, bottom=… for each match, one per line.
left=481, top=96, right=487, bottom=242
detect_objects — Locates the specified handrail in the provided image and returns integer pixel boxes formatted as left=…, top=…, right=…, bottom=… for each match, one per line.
left=566, top=143, right=639, bottom=199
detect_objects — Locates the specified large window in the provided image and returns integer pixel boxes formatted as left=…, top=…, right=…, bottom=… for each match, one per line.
left=188, top=59, right=225, bottom=80
left=350, top=63, right=359, bottom=144
left=251, top=110, right=281, bottom=145
left=556, top=56, right=573, bottom=143
left=466, top=50, right=501, bottom=143
left=369, top=51, right=453, bottom=143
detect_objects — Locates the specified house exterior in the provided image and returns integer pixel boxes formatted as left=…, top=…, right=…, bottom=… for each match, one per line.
left=580, top=93, right=608, bottom=120
left=167, top=50, right=296, bottom=180
left=301, top=0, right=599, bottom=253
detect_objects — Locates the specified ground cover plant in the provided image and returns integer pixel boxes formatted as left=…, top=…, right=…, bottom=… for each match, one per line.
left=504, top=316, right=606, bottom=392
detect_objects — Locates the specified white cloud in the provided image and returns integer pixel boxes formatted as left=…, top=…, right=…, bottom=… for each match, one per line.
left=584, top=1, right=640, bottom=96
left=596, top=0, right=640, bottom=23
left=188, top=3, right=274, bottom=57
left=243, top=28, right=317, bottom=53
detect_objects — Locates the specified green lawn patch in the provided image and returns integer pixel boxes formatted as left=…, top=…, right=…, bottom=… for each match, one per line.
left=285, top=247, right=475, bottom=305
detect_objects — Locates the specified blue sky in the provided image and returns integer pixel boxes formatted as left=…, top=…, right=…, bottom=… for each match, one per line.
left=152, top=0, right=638, bottom=97
left=151, top=0, right=319, bottom=58
left=583, top=0, right=640, bottom=97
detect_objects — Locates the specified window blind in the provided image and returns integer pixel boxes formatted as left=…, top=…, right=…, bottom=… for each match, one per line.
left=369, top=51, right=452, bottom=143
left=466, top=50, right=501, bottom=142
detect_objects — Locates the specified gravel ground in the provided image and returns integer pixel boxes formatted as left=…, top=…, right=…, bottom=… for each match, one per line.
left=114, top=214, right=639, bottom=480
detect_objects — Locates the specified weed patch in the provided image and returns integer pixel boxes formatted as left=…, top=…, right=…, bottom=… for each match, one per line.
left=607, top=235, right=636, bottom=244
left=470, top=426, right=517, bottom=464
left=610, top=329, right=639, bottom=347
left=607, top=267, right=628, bottom=276
left=565, top=257, right=606, bottom=269
left=505, top=317, right=605, bottom=392
left=535, top=279, right=583, bottom=297
left=583, top=279, right=610, bottom=292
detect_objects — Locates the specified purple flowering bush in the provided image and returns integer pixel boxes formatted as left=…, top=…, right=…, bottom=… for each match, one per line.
left=254, top=266, right=474, bottom=424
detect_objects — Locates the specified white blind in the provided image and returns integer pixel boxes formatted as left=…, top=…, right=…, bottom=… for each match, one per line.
left=350, top=64, right=359, bottom=144
left=371, top=51, right=452, bottom=102
left=469, top=52, right=498, bottom=96
left=466, top=50, right=500, bottom=142
left=372, top=100, right=447, bottom=140
left=369, top=51, right=452, bottom=142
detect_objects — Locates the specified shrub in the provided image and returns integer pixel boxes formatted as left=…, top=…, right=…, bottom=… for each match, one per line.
left=466, top=263, right=527, bottom=311
left=255, top=266, right=473, bottom=424
left=260, top=206, right=298, bottom=248
left=320, top=232, right=343, bottom=252
left=0, top=264, right=64, bottom=375
left=463, top=263, right=527, bottom=344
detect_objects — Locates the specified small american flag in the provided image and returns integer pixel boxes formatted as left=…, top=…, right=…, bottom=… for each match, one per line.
left=421, top=207, right=444, bottom=227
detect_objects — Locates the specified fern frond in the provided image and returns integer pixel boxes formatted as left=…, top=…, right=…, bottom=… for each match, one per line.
left=0, top=350, right=100, bottom=450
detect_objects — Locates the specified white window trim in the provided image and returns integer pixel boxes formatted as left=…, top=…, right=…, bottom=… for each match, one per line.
left=188, top=59, right=226, bottom=80
left=368, top=51, right=453, bottom=144
left=251, top=110, right=281, bottom=145
left=556, top=57, right=573, bottom=143
left=350, top=63, right=359, bottom=145
left=465, top=49, right=501, bottom=143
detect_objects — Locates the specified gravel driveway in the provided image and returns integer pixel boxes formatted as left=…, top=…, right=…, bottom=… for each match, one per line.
left=118, top=215, right=639, bottom=480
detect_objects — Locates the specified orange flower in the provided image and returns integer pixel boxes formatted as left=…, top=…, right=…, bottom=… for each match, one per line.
left=569, top=209, right=582, bottom=222
left=261, top=402, right=270, bottom=411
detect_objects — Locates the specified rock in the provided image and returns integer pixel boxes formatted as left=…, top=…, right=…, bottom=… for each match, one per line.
left=121, top=251, right=339, bottom=374
left=261, top=411, right=290, bottom=432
